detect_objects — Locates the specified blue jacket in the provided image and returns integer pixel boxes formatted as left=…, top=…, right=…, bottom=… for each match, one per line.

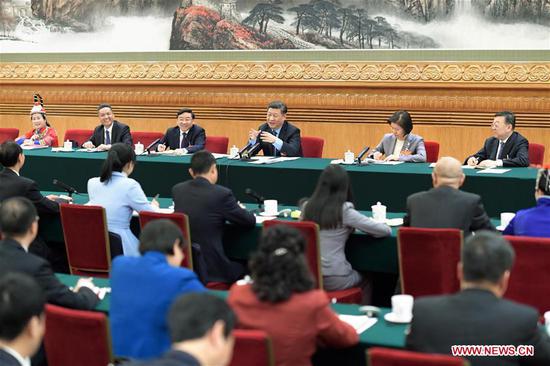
left=503, top=197, right=550, bottom=237
left=110, top=251, right=205, bottom=359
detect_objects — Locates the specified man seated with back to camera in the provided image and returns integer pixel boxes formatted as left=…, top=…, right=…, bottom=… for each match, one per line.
left=247, top=101, right=302, bottom=157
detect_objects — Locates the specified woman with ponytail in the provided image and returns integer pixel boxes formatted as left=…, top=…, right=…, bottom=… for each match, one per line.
left=503, top=167, right=550, bottom=237
left=228, top=225, right=358, bottom=366
left=88, top=143, right=159, bottom=256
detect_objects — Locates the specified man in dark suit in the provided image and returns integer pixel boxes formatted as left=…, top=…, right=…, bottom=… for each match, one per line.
left=465, top=111, right=529, bottom=168
left=156, top=108, right=206, bottom=153
left=406, top=231, right=550, bottom=366
left=248, top=101, right=302, bottom=157
left=0, top=273, right=46, bottom=366
left=403, top=156, right=494, bottom=235
left=0, top=197, right=99, bottom=310
left=172, top=151, right=255, bottom=284
left=0, top=141, right=63, bottom=258
left=82, top=103, right=132, bottom=151
left=124, top=293, right=236, bottom=366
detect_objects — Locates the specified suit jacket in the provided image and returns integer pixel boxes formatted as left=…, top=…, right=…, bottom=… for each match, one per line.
left=406, top=289, right=550, bottom=366
left=110, top=251, right=205, bottom=359
left=0, top=349, right=23, bottom=366
left=157, top=125, right=206, bottom=153
left=403, top=186, right=495, bottom=235
left=0, top=168, right=59, bottom=215
left=172, top=177, right=255, bottom=283
left=251, top=121, right=302, bottom=157
left=122, top=350, right=200, bottom=366
left=0, top=238, right=99, bottom=310
left=503, top=197, right=550, bottom=237
left=228, top=284, right=358, bottom=366
left=371, top=133, right=426, bottom=162
left=88, top=120, right=132, bottom=146
left=466, top=131, right=529, bottom=167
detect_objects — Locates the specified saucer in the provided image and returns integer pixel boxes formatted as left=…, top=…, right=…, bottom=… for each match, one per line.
left=496, top=225, right=506, bottom=231
left=259, top=212, right=278, bottom=217
left=384, top=312, right=412, bottom=324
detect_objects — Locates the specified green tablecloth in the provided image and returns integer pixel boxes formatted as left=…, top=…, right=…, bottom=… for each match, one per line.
left=22, top=148, right=537, bottom=216
left=55, top=273, right=406, bottom=351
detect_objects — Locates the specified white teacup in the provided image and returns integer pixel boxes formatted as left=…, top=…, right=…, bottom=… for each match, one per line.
left=372, top=202, right=387, bottom=222
left=63, top=140, right=72, bottom=151
left=500, top=212, right=515, bottom=228
left=391, top=294, right=413, bottom=321
left=264, top=200, right=278, bottom=216
left=344, top=150, right=355, bottom=164
left=230, top=145, right=239, bottom=157
left=135, top=142, right=144, bottom=155
left=544, top=311, right=550, bottom=335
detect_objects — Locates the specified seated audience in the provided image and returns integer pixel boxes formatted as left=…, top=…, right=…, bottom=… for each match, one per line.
left=302, top=165, right=391, bottom=302
left=82, top=103, right=132, bottom=151
left=172, top=150, right=255, bottom=284
left=247, top=101, right=302, bottom=157
left=403, top=157, right=495, bottom=235
left=370, top=110, right=426, bottom=162
left=156, top=108, right=205, bottom=153
left=110, top=219, right=206, bottom=360
left=124, top=293, right=236, bottom=366
left=88, top=143, right=158, bottom=256
left=0, top=197, right=99, bottom=310
left=228, top=225, right=358, bottom=366
left=406, top=231, right=550, bottom=366
left=16, top=94, right=58, bottom=147
left=503, top=167, right=550, bottom=237
left=0, top=273, right=46, bottom=366
left=465, top=111, right=529, bottom=167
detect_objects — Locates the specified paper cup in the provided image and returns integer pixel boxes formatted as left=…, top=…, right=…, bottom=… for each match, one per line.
left=391, top=294, right=413, bottom=320
left=264, top=200, right=278, bottom=216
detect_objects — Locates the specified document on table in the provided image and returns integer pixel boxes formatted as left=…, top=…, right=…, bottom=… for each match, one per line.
left=248, top=157, right=300, bottom=165
left=338, top=314, right=378, bottom=334
left=477, top=168, right=511, bottom=174
left=21, top=145, right=49, bottom=150
left=77, top=148, right=101, bottom=153
left=212, top=153, right=229, bottom=159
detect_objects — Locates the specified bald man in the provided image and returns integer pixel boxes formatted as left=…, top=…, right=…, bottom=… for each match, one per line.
left=403, top=157, right=495, bottom=235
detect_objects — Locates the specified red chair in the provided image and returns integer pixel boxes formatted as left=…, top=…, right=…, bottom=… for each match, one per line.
left=529, top=143, right=545, bottom=167
left=138, top=211, right=193, bottom=270
left=398, top=227, right=462, bottom=297
left=229, top=329, right=274, bottom=366
left=44, top=304, right=113, bottom=366
left=0, top=128, right=19, bottom=143
left=424, top=140, right=440, bottom=163
left=263, top=220, right=362, bottom=304
left=368, top=347, right=468, bottom=366
left=504, top=235, right=550, bottom=315
left=205, top=136, right=229, bottom=154
left=132, top=131, right=164, bottom=148
left=59, top=204, right=112, bottom=277
left=63, top=129, right=93, bottom=147
left=301, top=136, right=324, bottom=158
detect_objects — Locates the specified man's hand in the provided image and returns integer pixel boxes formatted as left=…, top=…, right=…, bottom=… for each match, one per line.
left=384, top=154, right=399, bottom=161
left=82, top=141, right=95, bottom=149
left=157, top=144, right=167, bottom=152
left=373, top=151, right=384, bottom=160
left=74, top=278, right=98, bottom=293
left=259, top=131, right=277, bottom=144
left=467, top=157, right=479, bottom=166
left=96, top=144, right=111, bottom=151
left=477, top=159, right=497, bottom=168
left=248, top=129, right=261, bottom=140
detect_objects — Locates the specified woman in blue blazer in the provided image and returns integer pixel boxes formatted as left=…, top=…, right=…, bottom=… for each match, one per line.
left=88, top=143, right=158, bottom=256
left=371, top=110, right=427, bottom=163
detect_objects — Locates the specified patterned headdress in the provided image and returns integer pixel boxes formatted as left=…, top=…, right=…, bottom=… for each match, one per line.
left=30, top=94, right=46, bottom=115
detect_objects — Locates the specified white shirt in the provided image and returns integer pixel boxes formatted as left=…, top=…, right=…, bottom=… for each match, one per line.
left=392, top=139, right=405, bottom=156
left=1, top=345, right=31, bottom=366
left=104, top=124, right=113, bottom=144
left=495, top=136, right=510, bottom=167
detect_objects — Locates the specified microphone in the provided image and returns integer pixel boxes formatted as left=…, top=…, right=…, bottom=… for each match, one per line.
left=356, top=146, right=370, bottom=164
left=53, top=179, right=78, bottom=197
left=239, top=143, right=260, bottom=160
left=245, top=188, right=265, bottom=210
left=145, top=138, right=161, bottom=153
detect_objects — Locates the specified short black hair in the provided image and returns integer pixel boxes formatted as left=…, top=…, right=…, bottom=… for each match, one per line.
left=0, top=197, right=37, bottom=237
left=168, top=293, right=236, bottom=342
left=494, top=111, right=516, bottom=129
left=387, top=110, right=413, bottom=135
left=139, top=219, right=187, bottom=255
left=267, top=101, right=288, bottom=115
left=536, top=168, right=550, bottom=195
left=176, top=108, right=196, bottom=119
left=462, top=231, right=515, bottom=284
left=0, top=272, right=45, bottom=341
left=0, top=140, right=22, bottom=168
left=190, top=150, right=216, bottom=175
left=97, top=103, right=113, bottom=112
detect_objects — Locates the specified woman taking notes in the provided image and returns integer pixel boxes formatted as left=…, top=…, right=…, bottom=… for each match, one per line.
left=88, top=143, right=159, bottom=256
left=371, top=110, right=426, bottom=162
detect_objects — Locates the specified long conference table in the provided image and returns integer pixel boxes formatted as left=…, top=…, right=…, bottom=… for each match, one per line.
left=22, top=148, right=538, bottom=217
left=56, top=273, right=407, bottom=366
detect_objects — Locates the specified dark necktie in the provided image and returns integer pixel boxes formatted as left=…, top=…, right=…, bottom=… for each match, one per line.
left=496, top=141, right=505, bottom=159
left=271, top=129, right=278, bottom=156
left=105, top=130, right=111, bottom=145
left=180, top=133, right=188, bottom=149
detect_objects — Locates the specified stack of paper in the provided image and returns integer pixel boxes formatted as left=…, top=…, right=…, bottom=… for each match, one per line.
left=338, top=314, right=378, bottom=334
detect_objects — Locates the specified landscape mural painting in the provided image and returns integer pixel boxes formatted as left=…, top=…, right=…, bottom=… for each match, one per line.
left=1, top=0, right=549, bottom=52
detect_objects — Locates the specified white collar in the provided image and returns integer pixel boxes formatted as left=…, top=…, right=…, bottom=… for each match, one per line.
left=1, top=345, right=31, bottom=366
left=8, top=168, right=19, bottom=176
left=104, top=123, right=113, bottom=134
